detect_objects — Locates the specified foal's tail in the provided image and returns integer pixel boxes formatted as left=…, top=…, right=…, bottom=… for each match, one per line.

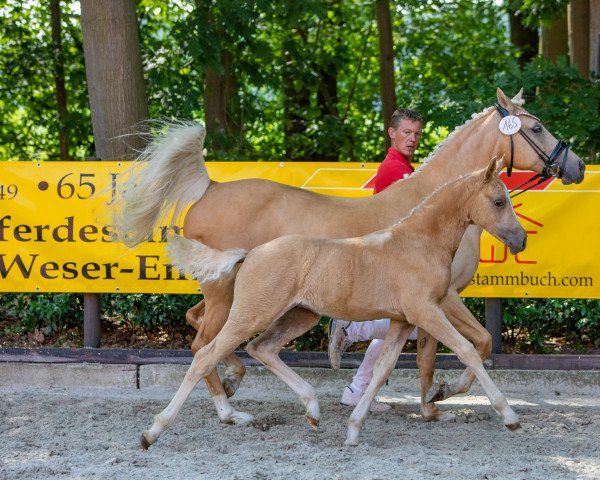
left=112, top=122, right=211, bottom=247
left=167, top=235, right=248, bottom=284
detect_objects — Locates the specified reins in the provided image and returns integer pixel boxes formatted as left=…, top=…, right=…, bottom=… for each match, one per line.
left=494, top=103, right=570, bottom=198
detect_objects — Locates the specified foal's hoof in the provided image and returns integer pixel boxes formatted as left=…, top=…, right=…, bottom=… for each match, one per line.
left=140, top=432, right=152, bottom=450
left=505, top=422, right=522, bottom=431
left=425, top=382, right=451, bottom=403
left=306, top=416, right=319, bottom=431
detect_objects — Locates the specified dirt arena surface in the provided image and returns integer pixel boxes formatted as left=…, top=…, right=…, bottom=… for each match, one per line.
left=1, top=367, right=599, bottom=480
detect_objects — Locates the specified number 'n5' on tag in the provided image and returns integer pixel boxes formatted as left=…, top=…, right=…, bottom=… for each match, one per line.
left=498, top=115, right=521, bottom=135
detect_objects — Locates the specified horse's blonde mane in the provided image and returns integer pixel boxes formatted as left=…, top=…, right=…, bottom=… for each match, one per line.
left=411, top=93, right=526, bottom=176
left=411, top=106, right=495, bottom=177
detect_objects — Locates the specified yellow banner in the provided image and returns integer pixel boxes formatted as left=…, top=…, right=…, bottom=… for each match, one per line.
left=0, top=161, right=598, bottom=298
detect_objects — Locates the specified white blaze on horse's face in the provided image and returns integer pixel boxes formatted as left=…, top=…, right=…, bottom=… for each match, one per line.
left=496, top=88, right=585, bottom=185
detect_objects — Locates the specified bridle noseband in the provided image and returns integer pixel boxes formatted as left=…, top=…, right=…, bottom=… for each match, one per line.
left=494, top=103, right=570, bottom=197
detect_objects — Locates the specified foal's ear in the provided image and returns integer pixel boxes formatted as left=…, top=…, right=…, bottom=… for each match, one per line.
left=484, top=156, right=504, bottom=183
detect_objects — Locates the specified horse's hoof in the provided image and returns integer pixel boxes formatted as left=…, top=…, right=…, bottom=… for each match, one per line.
left=424, top=410, right=456, bottom=423
left=505, top=422, right=522, bottom=431
left=227, top=411, right=254, bottom=425
left=140, top=432, right=152, bottom=450
left=222, top=378, right=237, bottom=398
left=306, top=416, right=319, bottom=431
left=425, top=382, right=450, bottom=403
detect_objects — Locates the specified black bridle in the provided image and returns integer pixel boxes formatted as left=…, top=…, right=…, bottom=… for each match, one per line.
left=495, top=103, right=570, bottom=198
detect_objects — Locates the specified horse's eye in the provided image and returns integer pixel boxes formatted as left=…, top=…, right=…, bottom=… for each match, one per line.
left=532, top=125, right=542, bottom=134
left=494, top=199, right=504, bottom=207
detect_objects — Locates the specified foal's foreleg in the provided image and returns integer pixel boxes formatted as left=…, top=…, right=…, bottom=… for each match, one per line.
left=346, top=320, right=414, bottom=446
left=188, top=298, right=246, bottom=398
left=425, top=292, right=492, bottom=404
left=407, top=304, right=520, bottom=430
left=246, top=307, right=321, bottom=429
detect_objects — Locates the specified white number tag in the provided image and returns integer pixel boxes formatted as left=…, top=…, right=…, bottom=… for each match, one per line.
left=498, top=115, right=521, bottom=135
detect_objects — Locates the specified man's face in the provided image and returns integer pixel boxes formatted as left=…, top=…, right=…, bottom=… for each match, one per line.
left=388, top=119, right=422, bottom=160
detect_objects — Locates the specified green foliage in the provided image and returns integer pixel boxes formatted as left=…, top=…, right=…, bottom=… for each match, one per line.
left=503, top=298, right=600, bottom=350
left=0, top=0, right=93, bottom=160
left=100, top=293, right=198, bottom=328
left=0, top=292, right=83, bottom=335
left=1, top=293, right=598, bottom=352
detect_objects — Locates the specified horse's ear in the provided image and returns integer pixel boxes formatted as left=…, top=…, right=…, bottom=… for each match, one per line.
left=511, top=88, right=524, bottom=105
left=484, top=156, right=504, bottom=183
left=496, top=88, right=514, bottom=110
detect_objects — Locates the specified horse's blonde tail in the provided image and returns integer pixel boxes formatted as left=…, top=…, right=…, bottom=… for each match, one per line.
left=112, top=122, right=210, bottom=247
left=167, top=235, right=248, bottom=284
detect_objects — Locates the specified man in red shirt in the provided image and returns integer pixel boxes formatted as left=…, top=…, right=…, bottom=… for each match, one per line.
left=329, top=108, right=423, bottom=411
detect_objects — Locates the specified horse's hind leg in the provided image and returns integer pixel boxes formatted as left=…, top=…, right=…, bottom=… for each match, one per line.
left=245, top=308, right=321, bottom=429
left=425, top=291, right=492, bottom=404
left=407, top=303, right=519, bottom=430
left=416, top=329, right=456, bottom=422
left=188, top=299, right=246, bottom=398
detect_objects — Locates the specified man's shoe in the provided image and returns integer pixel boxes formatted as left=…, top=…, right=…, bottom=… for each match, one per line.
left=340, top=386, right=391, bottom=413
left=328, top=319, right=353, bottom=369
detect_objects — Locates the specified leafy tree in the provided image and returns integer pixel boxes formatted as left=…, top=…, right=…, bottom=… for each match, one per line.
left=0, top=0, right=92, bottom=161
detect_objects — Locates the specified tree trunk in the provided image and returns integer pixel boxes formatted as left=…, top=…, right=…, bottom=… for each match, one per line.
left=539, top=7, right=569, bottom=62
left=568, top=0, right=590, bottom=78
left=283, top=47, right=310, bottom=161
left=376, top=0, right=396, bottom=146
left=590, top=0, right=600, bottom=76
left=50, top=0, right=70, bottom=160
left=80, top=0, right=149, bottom=160
left=204, top=49, right=237, bottom=149
left=80, top=0, right=149, bottom=348
left=508, top=4, right=538, bottom=67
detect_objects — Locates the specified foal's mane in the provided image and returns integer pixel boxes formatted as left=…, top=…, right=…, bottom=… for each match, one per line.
left=385, top=168, right=485, bottom=231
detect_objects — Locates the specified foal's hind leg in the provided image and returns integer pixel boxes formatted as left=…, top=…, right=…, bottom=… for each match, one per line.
left=195, top=281, right=253, bottom=425
left=425, top=291, right=492, bottom=404
left=188, top=299, right=246, bottom=398
left=142, top=313, right=264, bottom=448
left=246, top=307, right=321, bottom=429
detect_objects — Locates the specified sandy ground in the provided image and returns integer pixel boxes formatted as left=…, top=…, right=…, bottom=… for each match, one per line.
left=1, top=369, right=599, bottom=480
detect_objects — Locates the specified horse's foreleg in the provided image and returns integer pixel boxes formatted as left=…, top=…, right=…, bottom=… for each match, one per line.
left=246, top=308, right=321, bottom=429
left=407, top=303, right=520, bottom=430
left=188, top=299, right=246, bottom=398
left=346, top=320, right=413, bottom=446
left=416, top=329, right=456, bottom=422
left=425, top=292, right=492, bottom=404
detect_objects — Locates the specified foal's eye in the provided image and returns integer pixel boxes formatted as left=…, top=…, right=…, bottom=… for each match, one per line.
left=494, top=199, right=504, bottom=207
left=532, top=125, right=542, bottom=134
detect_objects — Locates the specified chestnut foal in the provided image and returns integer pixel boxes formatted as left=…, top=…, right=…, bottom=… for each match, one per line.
left=141, top=158, right=526, bottom=448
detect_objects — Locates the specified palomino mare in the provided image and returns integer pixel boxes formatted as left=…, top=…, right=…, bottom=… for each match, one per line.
left=141, top=158, right=527, bottom=448
left=112, top=88, right=585, bottom=426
